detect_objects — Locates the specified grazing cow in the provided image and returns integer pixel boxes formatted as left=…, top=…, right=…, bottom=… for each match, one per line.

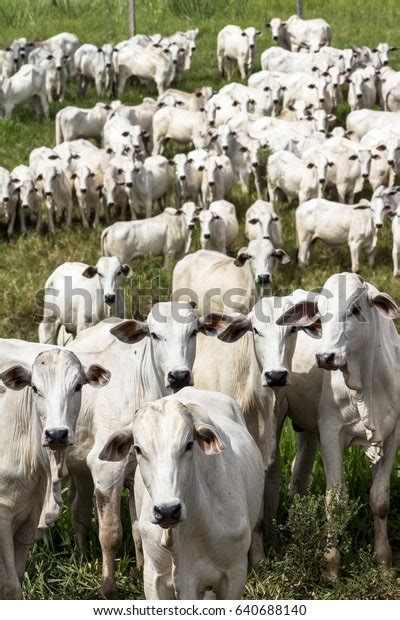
left=217, top=25, right=261, bottom=80
left=152, top=106, right=210, bottom=155
left=55, top=102, right=114, bottom=144
left=267, top=150, right=323, bottom=207
left=39, top=257, right=133, bottom=343
left=0, top=344, right=110, bottom=599
left=10, top=164, right=42, bottom=234
left=278, top=273, right=400, bottom=577
left=172, top=241, right=290, bottom=315
left=98, top=389, right=264, bottom=599
left=64, top=302, right=221, bottom=597
left=347, top=67, right=377, bottom=111
left=116, top=45, right=174, bottom=96
left=101, top=206, right=192, bottom=268
left=198, top=200, right=239, bottom=254
left=245, top=199, right=283, bottom=247
left=122, top=155, right=174, bottom=219
left=296, top=198, right=378, bottom=272
left=0, top=64, right=48, bottom=119
left=201, top=155, right=235, bottom=208
left=75, top=44, right=115, bottom=97
left=173, top=149, right=208, bottom=208
left=266, top=15, right=331, bottom=52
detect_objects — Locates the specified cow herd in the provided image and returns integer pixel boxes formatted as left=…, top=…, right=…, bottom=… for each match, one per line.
left=0, top=13, right=400, bottom=602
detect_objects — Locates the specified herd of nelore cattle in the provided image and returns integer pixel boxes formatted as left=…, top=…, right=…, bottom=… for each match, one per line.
left=1, top=12, right=400, bottom=601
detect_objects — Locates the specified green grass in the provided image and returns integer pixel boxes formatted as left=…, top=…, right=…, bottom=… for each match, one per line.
left=0, top=0, right=399, bottom=600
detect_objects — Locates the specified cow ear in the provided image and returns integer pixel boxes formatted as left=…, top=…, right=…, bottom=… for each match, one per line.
left=47, top=54, right=53, bottom=60
left=194, top=423, right=225, bottom=455
left=36, top=174, right=43, bottom=182
left=241, top=31, right=247, bottom=37
left=110, top=319, right=149, bottom=343
left=121, top=264, right=133, bottom=277
left=276, top=300, right=320, bottom=327
left=368, top=290, right=400, bottom=319
left=97, top=47, right=102, bottom=53
left=82, top=265, right=98, bottom=278
left=99, top=429, right=134, bottom=462
left=198, top=312, right=251, bottom=342
left=272, top=249, right=291, bottom=264
left=390, top=46, right=398, bottom=51
left=0, top=365, right=31, bottom=390
left=84, top=364, right=111, bottom=388
left=234, top=248, right=251, bottom=267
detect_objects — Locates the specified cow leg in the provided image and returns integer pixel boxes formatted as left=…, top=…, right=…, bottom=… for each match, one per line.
left=217, top=52, right=224, bottom=78
left=126, top=485, right=144, bottom=569
left=289, top=430, right=319, bottom=497
left=349, top=241, right=361, bottom=273
left=239, top=170, right=250, bottom=194
left=249, top=509, right=266, bottom=568
left=367, top=248, right=375, bottom=268
left=297, top=231, right=313, bottom=266
left=393, top=241, right=400, bottom=277
left=39, top=92, right=49, bottom=119
left=47, top=204, right=56, bottom=234
left=69, top=474, right=94, bottom=556
left=319, top=425, right=346, bottom=580
left=263, top=397, right=286, bottom=546
left=38, top=319, right=59, bottom=345
left=370, top=425, right=400, bottom=568
left=215, top=564, right=248, bottom=599
left=7, top=205, right=17, bottom=237
left=35, top=206, right=43, bottom=231
left=0, top=522, right=21, bottom=599
left=18, top=204, right=27, bottom=235
left=78, top=198, right=90, bottom=228
left=254, top=170, right=263, bottom=199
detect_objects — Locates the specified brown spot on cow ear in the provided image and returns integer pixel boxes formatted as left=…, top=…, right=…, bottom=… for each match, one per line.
left=195, top=423, right=225, bottom=455
left=110, top=319, right=149, bottom=344
left=85, top=364, right=111, bottom=388
left=82, top=265, right=97, bottom=278
left=98, top=429, right=134, bottom=462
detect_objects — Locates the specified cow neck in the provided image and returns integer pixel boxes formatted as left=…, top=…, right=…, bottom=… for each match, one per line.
left=139, top=338, right=169, bottom=403
left=342, top=310, right=400, bottom=458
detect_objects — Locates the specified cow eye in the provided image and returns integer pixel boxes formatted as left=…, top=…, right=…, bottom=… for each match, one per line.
left=191, top=329, right=199, bottom=338
left=185, top=441, right=194, bottom=452
left=249, top=218, right=259, bottom=224
left=31, top=384, right=38, bottom=394
left=151, top=332, right=160, bottom=340
left=134, top=445, right=142, bottom=455
left=75, top=383, right=82, bottom=393
left=351, top=305, right=361, bottom=316
left=290, top=326, right=297, bottom=334
left=253, top=327, right=260, bottom=335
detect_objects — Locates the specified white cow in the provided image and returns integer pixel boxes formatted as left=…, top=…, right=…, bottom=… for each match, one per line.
left=34, top=157, right=73, bottom=233
left=0, top=166, right=16, bottom=235
left=101, top=207, right=192, bottom=268
left=267, top=15, right=331, bottom=52
left=296, top=198, right=378, bottom=272
left=28, top=46, right=67, bottom=102
left=122, top=155, right=174, bottom=219
left=347, top=67, right=377, bottom=111
left=267, top=150, right=323, bottom=207
left=217, top=25, right=261, bottom=80
left=346, top=109, right=400, bottom=142
left=0, top=344, right=110, bottom=599
left=260, top=47, right=330, bottom=74
left=198, top=200, right=238, bottom=254
left=245, top=199, right=283, bottom=247
left=75, top=44, right=115, bottom=97
left=70, top=155, right=106, bottom=228
left=103, top=115, right=147, bottom=158
left=173, top=241, right=290, bottom=315
left=10, top=164, right=42, bottom=234
left=102, top=154, right=130, bottom=220
left=201, top=155, right=235, bottom=208
left=39, top=257, right=133, bottom=343
left=116, top=45, right=174, bottom=96
left=0, top=48, right=15, bottom=78
left=55, top=102, right=114, bottom=144
left=278, top=273, right=400, bottom=577
left=152, top=107, right=210, bottom=155
left=98, top=389, right=264, bottom=599
left=0, top=64, right=48, bottom=119
left=158, top=86, right=214, bottom=111
left=173, top=149, right=208, bottom=208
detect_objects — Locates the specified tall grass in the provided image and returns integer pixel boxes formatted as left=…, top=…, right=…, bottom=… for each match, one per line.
left=0, top=0, right=398, bottom=600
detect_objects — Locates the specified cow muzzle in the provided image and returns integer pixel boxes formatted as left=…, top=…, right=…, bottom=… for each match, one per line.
left=316, top=352, right=341, bottom=370
left=264, top=370, right=289, bottom=387
left=104, top=293, right=116, bottom=304
left=167, top=369, right=192, bottom=391
left=256, top=273, right=271, bottom=285
left=43, top=427, right=70, bottom=449
left=152, top=501, right=184, bottom=528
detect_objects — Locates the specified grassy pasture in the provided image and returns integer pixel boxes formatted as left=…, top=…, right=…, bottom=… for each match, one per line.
left=0, top=0, right=399, bottom=599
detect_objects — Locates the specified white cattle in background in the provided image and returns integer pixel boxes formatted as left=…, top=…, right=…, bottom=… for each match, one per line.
left=103, top=115, right=147, bottom=158
left=121, top=155, right=174, bottom=219
left=198, top=200, right=238, bottom=254
left=260, top=47, right=330, bottom=74
left=158, top=86, right=214, bottom=111
left=55, top=102, right=114, bottom=144
left=346, top=109, right=400, bottom=141
left=28, top=46, right=67, bottom=102
left=0, top=64, right=48, bottom=119
left=74, top=44, right=115, bottom=97
left=173, top=149, right=208, bottom=208
left=39, top=257, right=133, bottom=343
left=296, top=198, right=378, bottom=272
left=245, top=199, right=283, bottom=247
left=0, top=48, right=16, bottom=78
left=101, top=207, right=192, bottom=268
left=98, top=390, right=264, bottom=599
left=10, top=164, right=42, bottom=234
left=201, top=155, right=235, bottom=208
left=116, top=45, right=174, bottom=96
left=152, top=106, right=210, bottom=154
left=33, top=156, right=73, bottom=233
left=347, top=67, right=377, bottom=111
left=267, top=150, right=323, bottom=207
left=0, top=166, right=17, bottom=236
left=266, top=15, right=331, bottom=52
left=217, top=25, right=261, bottom=80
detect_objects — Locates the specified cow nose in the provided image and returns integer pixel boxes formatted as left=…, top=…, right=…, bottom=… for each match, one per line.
left=319, top=98, right=325, bottom=102
left=3, top=196, right=9, bottom=202
left=222, top=145, right=228, bottom=151
left=209, top=120, right=215, bottom=127
left=273, top=98, right=279, bottom=104
left=104, top=293, right=116, bottom=304
left=203, top=233, right=211, bottom=239
left=22, top=203, right=29, bottom=209
left=80, top=188, right=87, bottom=193
left=173, top=60, right=178, bottom=65
left=126, top=182, right=133, bottom=188
left=376, top=223, right=382, bottom=229
left=383, top=60, right=389, bottom=66
left=362, top=173, right=369, bottom=178
left=316, top=352, right=335, bottom=368
left=264, top=370, right=289, bottom=387
left=107, top=201, right=114, bottom=208
left=188, top=223, right=195, bottom=230
left=252, top=162, right=259, bottom=168
left=45, top=191, right=52, bottom=197
left=388, top=160, right=394, bottom=166
left=208, top=181, right=215, bottom=186
left=319, top=178, right=325, bottom=184
left=250, top=44, right=255, bottom=49
left=56, top=66, right=62, bottom=71
left=153, top=503, right=182, bottom=525
left=273, top=36, right=278, bottom=41
left=106, top=63, right=111, bottom=68
left=357, top=93, right=362, bottom=99
left=44, top=428, right=69, bottom=447
left=179, top=175, right=186, bottom=180
left=167, top=370, right=192, bottom=389
left=256, top=274, right=271, bottom=285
